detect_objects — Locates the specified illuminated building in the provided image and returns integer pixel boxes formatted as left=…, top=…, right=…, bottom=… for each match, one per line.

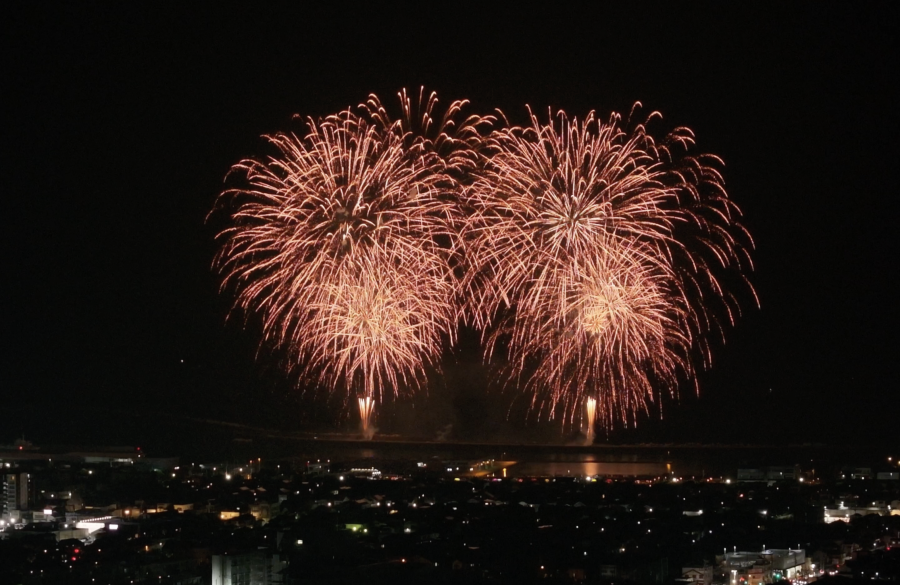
left=720, top=549, right=808, bottom=585
left=737, top=466, right=801, bottom=483
left=211, top=550, right=286, bottom=585
left=682, top=564, right=714, bottom=585
left=823, top=502, right=890, bottom=523
left=2, top=472, right=30, bottom=518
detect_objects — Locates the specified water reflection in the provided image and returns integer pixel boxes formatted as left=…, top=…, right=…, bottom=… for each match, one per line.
left=507, top=461, right=668, bottom=477
left=199, top=435, right=886, bottom=480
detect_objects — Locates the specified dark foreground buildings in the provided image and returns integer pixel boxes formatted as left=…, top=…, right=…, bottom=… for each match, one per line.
left=1, top=443, right=899, bottom=584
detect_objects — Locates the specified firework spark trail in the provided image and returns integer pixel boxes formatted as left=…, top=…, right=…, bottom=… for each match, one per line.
left=358, top=396, right=375, bottom=439
left=364, top=88, right=491, bottom=176
left=463, top=106, right=754, bottom=427
left=584, top=397, right=597, bottom=445
left=213, top=96, right=479, bottom=409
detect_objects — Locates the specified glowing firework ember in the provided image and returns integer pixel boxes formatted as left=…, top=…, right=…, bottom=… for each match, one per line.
left=213, top=93, right=480, bottom=408
left=463, top=106, right=754, bottom=427
left=358, top=396, right=375, bottom=439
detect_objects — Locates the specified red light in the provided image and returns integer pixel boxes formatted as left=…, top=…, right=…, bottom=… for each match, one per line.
left=74, top=549, right=80, bottom=554
left=18, top=446, right=22, bottom=450
left=71, top=557, right=77, bottom=561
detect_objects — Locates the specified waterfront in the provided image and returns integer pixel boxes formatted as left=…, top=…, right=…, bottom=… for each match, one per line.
left=123, top=422, right=895, bottom=479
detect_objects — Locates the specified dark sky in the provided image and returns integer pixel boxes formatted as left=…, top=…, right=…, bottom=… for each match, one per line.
left=3, top=4, right=897, bottom=447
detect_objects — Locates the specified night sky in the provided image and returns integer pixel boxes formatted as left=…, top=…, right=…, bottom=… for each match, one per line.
left=3, top=5, right=897, bottom=447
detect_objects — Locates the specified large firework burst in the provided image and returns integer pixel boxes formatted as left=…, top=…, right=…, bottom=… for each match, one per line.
left=463, top=106, right=753, bottom=427
left=213, top=98, right=475, bottom=406
left=212, top=92, right=752, bottom=430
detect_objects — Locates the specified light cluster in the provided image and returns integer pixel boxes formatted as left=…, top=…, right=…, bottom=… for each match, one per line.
left=212, top=90, right=753, bottom=429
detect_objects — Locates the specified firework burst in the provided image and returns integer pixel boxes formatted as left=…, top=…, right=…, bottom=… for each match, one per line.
left=463, top=106, right=753, bottom=427
left=213, top=99, right=472, bottom=408
left=212, top=92, right=751, bottom=430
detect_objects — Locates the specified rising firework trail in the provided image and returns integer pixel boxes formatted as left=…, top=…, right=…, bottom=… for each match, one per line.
left=212, top=91, right=483, bottom=413
left=358, top=396, right=376, bottom=440
left=584, top=397, right=597, bottom=445
left=463, top=105, right=754, bottom=428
